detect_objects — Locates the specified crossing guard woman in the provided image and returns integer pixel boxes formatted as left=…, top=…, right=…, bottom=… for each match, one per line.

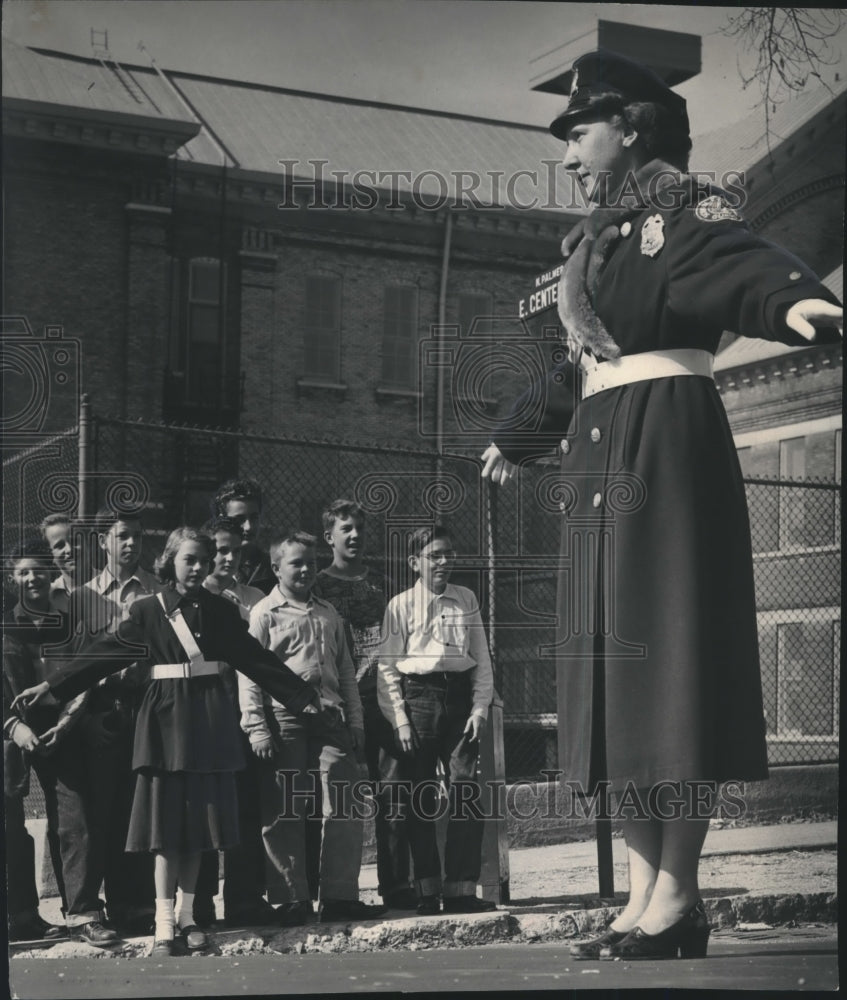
left=482, top=50, right=842, bottom=960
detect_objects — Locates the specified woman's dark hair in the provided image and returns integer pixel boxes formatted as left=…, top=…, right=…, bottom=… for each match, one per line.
left=621, top=100, right=692, bottom=172
left=154, top=526, right=215, bottom=585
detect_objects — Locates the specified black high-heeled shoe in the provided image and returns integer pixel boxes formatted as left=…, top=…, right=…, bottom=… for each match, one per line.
left=600, top=899, right=710, bottom=961
left=570, top=922, right=629, bottom=960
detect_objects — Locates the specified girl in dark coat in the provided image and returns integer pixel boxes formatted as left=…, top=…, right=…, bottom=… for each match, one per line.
left=12, top=526, right=323, bottom=956
left=482, top=50, right=842, bottom=960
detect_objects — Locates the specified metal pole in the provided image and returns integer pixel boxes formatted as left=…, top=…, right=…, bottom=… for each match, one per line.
left=479, top=479, right=510, bottom=903
left=77, top=393, right=91, bottom=519
left=435, top=209, right=453, bottom=463
left=596, top=811, right=615, bottom=898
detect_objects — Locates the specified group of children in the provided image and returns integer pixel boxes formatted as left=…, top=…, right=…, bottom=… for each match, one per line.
left=4, top=479, right=496, bottom=955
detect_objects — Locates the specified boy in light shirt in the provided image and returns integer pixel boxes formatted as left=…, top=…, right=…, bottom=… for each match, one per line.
left=377, top=523, right=495, bottom=916
left=243, top=531, right=386, bottom=925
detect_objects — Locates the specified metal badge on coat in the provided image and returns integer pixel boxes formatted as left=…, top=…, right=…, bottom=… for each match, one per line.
left=640, top=214, right=665, bottom=257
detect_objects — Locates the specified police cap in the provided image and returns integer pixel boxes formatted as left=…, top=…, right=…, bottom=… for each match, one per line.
left=549, top=49, right=689, bottom=140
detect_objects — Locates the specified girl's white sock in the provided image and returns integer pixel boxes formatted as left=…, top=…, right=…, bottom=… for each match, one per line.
left=154, top=898, right=175, bottom=941
left=175, top=889, right=195, bottom=930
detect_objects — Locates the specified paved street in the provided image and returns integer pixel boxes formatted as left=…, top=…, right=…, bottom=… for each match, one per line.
left=9, top=930, right=837, bottom=997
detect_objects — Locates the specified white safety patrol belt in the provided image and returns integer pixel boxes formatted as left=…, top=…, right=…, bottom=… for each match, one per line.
left=151, top=593, right=222, bottom=679
left=580, top=348, right=714, bottom=399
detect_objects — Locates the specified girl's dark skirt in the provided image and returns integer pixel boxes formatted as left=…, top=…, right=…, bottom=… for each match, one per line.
left=126, top=769, right=240, bottom=853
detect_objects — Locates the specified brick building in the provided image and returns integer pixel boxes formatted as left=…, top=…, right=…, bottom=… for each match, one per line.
left=3, top=38, right=842, bottom=775
left=4, top=37, right=841, bottom=458
left=2, top=38, right=577, bottom=448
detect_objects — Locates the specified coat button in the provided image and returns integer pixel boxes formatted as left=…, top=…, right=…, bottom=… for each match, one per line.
left=560, top=439, right=570, bottom=455
left=789, top=271, right=801, bottom=280
left=620, top=221, right=632, bottom=237
left=592, top=492, right=603, bottom=508
left=590, top=427, right=602, bottom=443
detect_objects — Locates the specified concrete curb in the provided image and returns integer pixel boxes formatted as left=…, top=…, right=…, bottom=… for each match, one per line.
left=10, top=891, right=838, bottom=959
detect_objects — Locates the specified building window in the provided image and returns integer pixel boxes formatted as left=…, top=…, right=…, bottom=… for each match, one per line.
left=186, top=258, right=225, bottom=406
left=776, top=621, right=837, bottom=737
left=381, top=285, right=418, bottom=389
left=778, top=435, right=841, bottom=549
left=459, top=292, right=493, bottom=337
left=303, top=276, right=341, bottom=381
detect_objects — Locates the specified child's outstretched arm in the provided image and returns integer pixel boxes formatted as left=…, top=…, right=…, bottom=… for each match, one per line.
left=228, top=602, right=319, bottom=715
left=10, top=618, right=145, bottom=711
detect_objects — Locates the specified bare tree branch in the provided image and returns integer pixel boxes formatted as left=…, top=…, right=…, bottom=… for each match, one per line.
left=721, top=8, right=844, bottom=151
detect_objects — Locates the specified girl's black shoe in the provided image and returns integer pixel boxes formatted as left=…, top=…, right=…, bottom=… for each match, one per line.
left=570, top=923, right=629, bottom=960
left=600, top=899, right=710, bottom=960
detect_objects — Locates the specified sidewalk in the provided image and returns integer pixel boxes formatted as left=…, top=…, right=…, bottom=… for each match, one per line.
left=16, top=819, right=836, bottom=959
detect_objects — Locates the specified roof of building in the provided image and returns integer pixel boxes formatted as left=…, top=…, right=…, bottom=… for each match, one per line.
left=690, top=77, right=847, bottom=182
left=2, top=37, right=579, bottom=211
left=1, top=36, right=195, bottom=122
left=714, top=266, right=842, bottom=372
left=5, top=37, right=844, bottom=214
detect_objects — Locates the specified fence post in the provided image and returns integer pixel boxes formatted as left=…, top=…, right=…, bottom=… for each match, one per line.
left=479, top=478, right=510, bottom=903
left=596, top=810, right=615, bottom=899
left=77, top=393, right=91, bottom=519
left=479, top=693, right=509, bottom=903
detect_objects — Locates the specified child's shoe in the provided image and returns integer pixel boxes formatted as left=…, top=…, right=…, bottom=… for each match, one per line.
left=318, top=899, right=388, bottom=922
left=178, top=924, right=209, bottom=950
left=275, top=901, right=314, bottom=927
left=442, top=896, right=497, bottom=914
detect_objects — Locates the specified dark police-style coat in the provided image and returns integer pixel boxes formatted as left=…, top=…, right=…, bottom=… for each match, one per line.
left=44, top=587, right=318, bottom=773
left=493, top=160, right=841, bottom=792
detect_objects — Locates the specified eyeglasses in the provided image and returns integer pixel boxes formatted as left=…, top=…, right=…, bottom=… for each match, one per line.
left=421, top=550, right=456, bottom=563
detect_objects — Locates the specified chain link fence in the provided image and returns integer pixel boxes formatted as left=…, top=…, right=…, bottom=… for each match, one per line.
left=3, top=403, right=840, bottom=782
left=2, top=428, right=80, bottom=557
left=746, top=478, right=841, bottom=765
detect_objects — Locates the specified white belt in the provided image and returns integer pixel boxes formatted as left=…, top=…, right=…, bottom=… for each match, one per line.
left=150, top=661, right=223, bottom=680
left=581, top=349, right=714, bottom=399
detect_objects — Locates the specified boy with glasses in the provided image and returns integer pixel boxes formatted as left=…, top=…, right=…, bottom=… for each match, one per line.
left=377, top=523, right=495, bottom=916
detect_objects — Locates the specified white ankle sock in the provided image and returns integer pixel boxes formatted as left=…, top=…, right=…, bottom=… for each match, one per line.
left=175, top=890, right=195, bottom=930
left=154, top=898, right=175, bottom=941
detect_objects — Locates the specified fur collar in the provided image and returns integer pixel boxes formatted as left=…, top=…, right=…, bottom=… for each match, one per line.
left=557, top=160, right=685, bottom=361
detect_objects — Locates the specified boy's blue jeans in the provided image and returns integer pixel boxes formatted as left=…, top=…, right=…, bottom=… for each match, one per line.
left=259, top=709, right=363, bottom=904
left=401, top=673, right=482, bottom=899
left=360, top=690, right=412, bottom=899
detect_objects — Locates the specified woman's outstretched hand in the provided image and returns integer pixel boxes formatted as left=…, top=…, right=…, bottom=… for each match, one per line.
left=785, top=299, right=843, bottom=340
left=10, top=681, right=52, bottom=711
left=480, top=444, right=517, bottom=485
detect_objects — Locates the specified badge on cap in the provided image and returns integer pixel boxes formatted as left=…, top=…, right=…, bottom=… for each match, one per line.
left=570, top=66, right=579, bottom=97
left=640, top=214, right=665, bottom=257
left=695, top=194, right=742, bottom=223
